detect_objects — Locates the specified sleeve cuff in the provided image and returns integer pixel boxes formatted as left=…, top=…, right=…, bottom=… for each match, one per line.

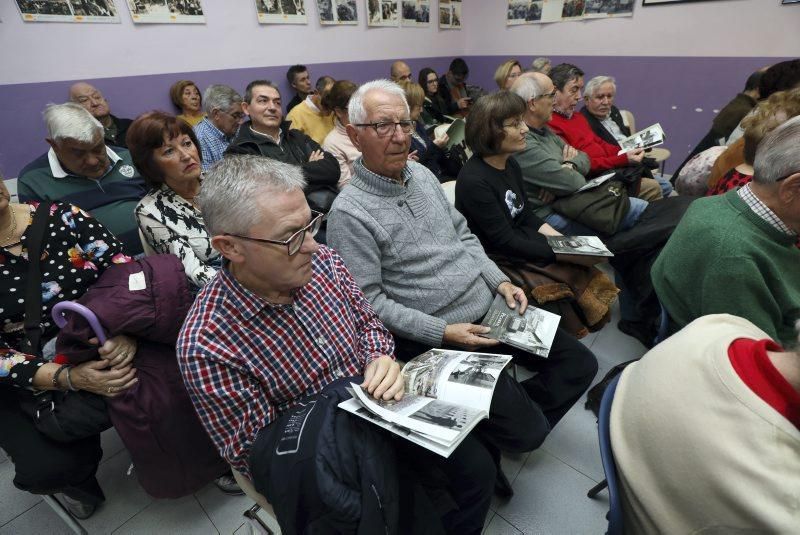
left=482, top=264, right=510, bottom=292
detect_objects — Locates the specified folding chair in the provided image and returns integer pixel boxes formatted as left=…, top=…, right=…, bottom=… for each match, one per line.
left=587, top=373, right=623, bottom=535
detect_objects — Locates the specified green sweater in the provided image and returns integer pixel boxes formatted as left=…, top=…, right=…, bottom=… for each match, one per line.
left=651, top=190, right=800, bottom=344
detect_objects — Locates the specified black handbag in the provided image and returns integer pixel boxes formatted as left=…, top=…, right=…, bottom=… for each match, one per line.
left=551, top=180, right=630, bottom=236
left=17, top=202, right=112, bottom=443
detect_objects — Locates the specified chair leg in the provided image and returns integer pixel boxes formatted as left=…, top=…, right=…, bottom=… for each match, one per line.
left=42, top=495, right=87, bottom=535
left=244, top=503, right=276, bottom=535
left=587, top=478, right=608, bottom=499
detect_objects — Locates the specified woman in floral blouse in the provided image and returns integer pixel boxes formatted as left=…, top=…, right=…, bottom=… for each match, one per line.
left=129, top=111, right=221, bottom=289
left=0, top=177, right=136, bottom=519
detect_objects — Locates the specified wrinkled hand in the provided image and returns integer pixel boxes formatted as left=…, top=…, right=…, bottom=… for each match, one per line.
left=555, top=253, right=606, bottom=267
left=562, top=144, right=578, bottom=161
left=407, top=150, right=419, bottom=162
left=457, top=97, right=471, bottom=110
left=497, top=281, right=528, bottom=314
left=443, top=323, right=500, bottom=350
left=538, top=189, right=556, bottom=204
left=308, top=149, right=324, bottom=162
left=92, top=334, right=136, bottom=370
left=627, top=148, right=645, bottom=164
left=433, top=133, right=449, bottom=148
left=362, top=355, right=404, bottom=401
left=71, top=360, right=138, bottom=398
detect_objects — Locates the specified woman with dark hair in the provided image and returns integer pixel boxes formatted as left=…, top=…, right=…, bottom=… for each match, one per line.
left=169, top=80, right=205, bottom=127
left=322, top=80, right=360, bottom=188
left=418, top=67, right=448, bottom=129
left=128, top=111, right=221, bottom=288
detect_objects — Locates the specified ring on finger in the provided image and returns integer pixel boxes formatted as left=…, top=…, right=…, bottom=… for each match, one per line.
left=107, top=386, right=115, bottom=393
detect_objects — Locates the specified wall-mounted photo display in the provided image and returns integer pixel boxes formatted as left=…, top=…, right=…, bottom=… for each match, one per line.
left=367, top=0, right=399, bottom=26
left=256, top=0, right=308, bottom=24
left=401, top=0, right=430, bottom=26
left=584, top=0, right=632, bottom=18
left=318, top=0, right=358, bottom=25
left=507, top=0, right=543, bottom=25
left=508, top=0, right=631, bottom=25
left=126, top=0, right=204, bottom=23
left=16, top=0, right=120, bottom=23
left=642, top=0, right=723, bottom=4
left=439, top=0, right=461, bottom=29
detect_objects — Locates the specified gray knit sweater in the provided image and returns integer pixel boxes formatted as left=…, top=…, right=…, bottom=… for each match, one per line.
left=327, top=159, right=509, bottom=347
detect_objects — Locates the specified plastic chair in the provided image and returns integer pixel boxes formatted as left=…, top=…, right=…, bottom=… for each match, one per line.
left=231, top=467, right=279, bottom=535
left=587, top=373, right=623, bottom=535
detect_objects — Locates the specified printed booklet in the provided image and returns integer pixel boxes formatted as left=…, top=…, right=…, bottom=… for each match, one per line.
left=338, top=349, right=512, bottom=457
left=617, top=123, right=666, bottom=155
left=547, top=235, right=614, bottom=257
left=480, top=294, right=560, bottom=358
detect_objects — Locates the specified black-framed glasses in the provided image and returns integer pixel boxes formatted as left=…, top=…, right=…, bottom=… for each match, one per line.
left=225, top=211, right=323, bottom=256
left=352, top=120, right=416, bottom=138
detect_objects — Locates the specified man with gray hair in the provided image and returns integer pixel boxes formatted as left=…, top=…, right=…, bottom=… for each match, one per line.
left=193, top=84, right=244, bottom=170
left=529, top=57, right=551, bottom=75
left=327, top=79, right=598, bottom=525
left=177, top=154, right=468, bottom=532
left=18, top=102, right=146, bottom=255
left=652, top=115, right=800, bottom=345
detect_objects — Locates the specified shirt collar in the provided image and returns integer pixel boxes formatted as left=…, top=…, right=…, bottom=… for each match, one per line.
left=249, top=125, right=282, bottom=146
left=738, top=183, right=796, bottom=237
left=217, top=267, right=287, bottom=322
left=353, top=158, right=413, bottom=191
left=48, top=145, right=121, bottom=179
left=201, top=117, right=228, bottom=141
left=304, top=95, right=321, bottom=114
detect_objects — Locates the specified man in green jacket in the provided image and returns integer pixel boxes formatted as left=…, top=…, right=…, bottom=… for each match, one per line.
left=652, top=116, right=800, bottom=345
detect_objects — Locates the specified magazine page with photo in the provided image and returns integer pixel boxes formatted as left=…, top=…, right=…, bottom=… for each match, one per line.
left=617, top=123, right=666, bottom=154
left=547, top=235, right=614, bottom=257
left=480, top=295, right=560, bottom=357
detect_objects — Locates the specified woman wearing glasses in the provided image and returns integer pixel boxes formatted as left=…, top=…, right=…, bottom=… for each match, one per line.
left=128, top=111, right=221, bottom=288
left=418, top=67, right=448, bottom=130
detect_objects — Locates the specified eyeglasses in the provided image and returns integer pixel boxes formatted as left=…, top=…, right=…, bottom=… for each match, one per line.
left=536, top=90, right=557, bottom=100
left=426, top=78, right=439, bottom=85
left=352, top=120, right=416, bottom=138
left=225, top=211, right=323, bottom=256
left=221, top=108, right=245, bottom=121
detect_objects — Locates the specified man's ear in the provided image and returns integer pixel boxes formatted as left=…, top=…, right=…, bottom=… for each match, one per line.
left=241, top=101, right=251, bottom=117
left=46, top=138, right=58, bottom=151
left=777, top=172, right=800, bottom=204
left=346, top=124, right=362, bottom=151
left=211, top=235, right=245, bottom=264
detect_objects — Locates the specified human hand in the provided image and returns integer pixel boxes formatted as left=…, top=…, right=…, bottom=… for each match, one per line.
left=433, top=133, right=449, bottom=148
left=70, top=360, right=138, bottom=397
left=562, top=144, right=578, bottom=161
left=497, top=281, right=528, bottom=314
left=555, top=253, right=606, bottom=267
left=309, top=149, right=324, bottom=162
left=537, top=223, right=562, bottom=237
left=408, top=150, right=419, bottom=161
left=443, top=323, right=500, bottom=350
left=538, top=189, right=556, bottom=204
left=458, top=97, right=471, bottom=110
left=627, top=148, right=645, bottom=164
left=362, top=355, right=404, bottom=401
left=92, top=334, right=136, bottom=370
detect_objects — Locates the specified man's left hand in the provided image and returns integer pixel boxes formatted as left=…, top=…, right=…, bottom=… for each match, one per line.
left=362, top=355, right=404, bottom=401
left=497, top=281, right=528, bottom=315
left=92, top=334, right=137, bottom=370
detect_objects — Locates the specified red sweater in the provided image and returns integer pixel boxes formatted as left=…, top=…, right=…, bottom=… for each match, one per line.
left=548, top=111, right=630, bottom=174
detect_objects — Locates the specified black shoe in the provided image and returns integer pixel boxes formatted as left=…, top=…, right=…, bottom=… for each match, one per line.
left=617, top=320, right=656, bottom=349
left=494, top=468, right=514, bottom=499
left=60, top=494, right=97, bottom=520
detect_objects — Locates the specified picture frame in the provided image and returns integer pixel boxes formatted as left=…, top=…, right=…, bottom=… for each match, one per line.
left=642, top=0, right=723, bottom=5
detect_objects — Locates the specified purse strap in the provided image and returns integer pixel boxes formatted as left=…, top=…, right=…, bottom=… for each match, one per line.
left=21, top=202, right=53, bottom=357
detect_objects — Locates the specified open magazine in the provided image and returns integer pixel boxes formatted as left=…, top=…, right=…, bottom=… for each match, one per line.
left=338, top=349, right=512, bottom=457
left=547, top=235, right=614, bottom=257
left=433, top=118, right=473, bottom=167
left=617, top=123, right=666, bottom=155
left=575, top=171, right=616, bottom=193
left=480, top=294, right=560, bottom=357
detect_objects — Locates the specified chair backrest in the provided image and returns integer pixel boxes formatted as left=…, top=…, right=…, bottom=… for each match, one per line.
left=138, top=227, right=157, bottom=256
left=598, top=373, right=623, bottom=535
left=654, top=300, right=671, bottom=346
left=440, top=180, right=456, bottom=206
left=619, top=109, right=636, bottom=135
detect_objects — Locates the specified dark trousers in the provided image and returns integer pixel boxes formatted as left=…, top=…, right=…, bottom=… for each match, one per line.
left=0, top=389, right=105, bottom=505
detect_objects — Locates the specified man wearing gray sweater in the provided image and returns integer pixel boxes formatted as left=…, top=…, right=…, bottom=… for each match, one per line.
left=327, top=81, right=598, bottom=521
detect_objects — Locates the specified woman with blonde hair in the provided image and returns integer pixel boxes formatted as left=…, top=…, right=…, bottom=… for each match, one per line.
left=494, top=59, right=523, bottom=90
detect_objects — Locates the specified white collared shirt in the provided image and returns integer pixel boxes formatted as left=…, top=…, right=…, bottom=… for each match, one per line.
left=304, top=94, right=321, bottom=114
left=47, top=146, right=122, bottom=178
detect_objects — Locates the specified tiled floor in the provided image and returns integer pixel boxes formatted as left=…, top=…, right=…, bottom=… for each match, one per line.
left=0, top=302, right=646, bottom=535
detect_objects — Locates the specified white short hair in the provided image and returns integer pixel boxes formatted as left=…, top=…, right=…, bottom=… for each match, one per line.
left=44, top=102, right=103, bottom=143
left=753, top=115, right=800, bottom=185
left=348, top=79, right=409, bottom=125
left=511, top=74, right=546, bottom=103
left=584, top=76, right=616, bottom=98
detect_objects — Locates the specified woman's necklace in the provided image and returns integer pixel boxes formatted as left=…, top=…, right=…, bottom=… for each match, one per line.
left=1, top=205, right=17, bottom=246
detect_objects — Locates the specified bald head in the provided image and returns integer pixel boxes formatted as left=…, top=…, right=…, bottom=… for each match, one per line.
left=390, top=61, right=412, bottom=83
left=69, top=82, right=111, bottom=121
left=512, top=72, right=555, bottom=127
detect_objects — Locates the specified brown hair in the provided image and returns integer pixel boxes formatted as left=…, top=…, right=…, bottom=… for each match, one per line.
left=465, top=91, right=527, bottom=157
left=321, top=80, right=358, bottom=111
left=397, top=80, right=425, bottom=109
left=126, top=110, right=202, bottom=189
left=742, top=87, right=800, bottom=165
left=169, top=80, right=201, bottom=111
left=493, top=59, right=522, bottom=89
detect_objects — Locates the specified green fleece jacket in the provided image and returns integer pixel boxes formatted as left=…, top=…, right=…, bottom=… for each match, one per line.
left=651, top=190, right=800, bottom=344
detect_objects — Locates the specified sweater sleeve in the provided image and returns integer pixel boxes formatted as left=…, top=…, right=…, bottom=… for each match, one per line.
left=327, top=205, right=449, bottom=347
left=299, top=136, right=341, bottom=188
left=514, top=135, right=587, bottom=196
left=455, top=167, right=556, bottom=265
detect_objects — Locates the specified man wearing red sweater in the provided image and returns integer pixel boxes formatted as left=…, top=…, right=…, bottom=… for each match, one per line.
left=547, top=64, right=662, bottom=201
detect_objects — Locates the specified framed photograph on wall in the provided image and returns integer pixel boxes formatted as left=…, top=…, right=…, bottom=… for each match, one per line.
left=16, top=0, right=120, bottom=23
left=318, top=0, right=358, bottom=24
left=126, top=0, right=205, bottom=24
left=643, top=0, right=724, bottom=4
left=255, top=0, right=308, bottom=24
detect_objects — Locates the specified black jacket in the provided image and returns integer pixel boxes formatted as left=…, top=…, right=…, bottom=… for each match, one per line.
left=226, top=120, right=340, bottom=211
left=579, top=106, right=630, bottom=147
left=107, top=114, right=132, bottom=148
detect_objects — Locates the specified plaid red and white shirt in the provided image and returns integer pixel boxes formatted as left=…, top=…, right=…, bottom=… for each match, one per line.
left=177, top=245, right=395, bottom=478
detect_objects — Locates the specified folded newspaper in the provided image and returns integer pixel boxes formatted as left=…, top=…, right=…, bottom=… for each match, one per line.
left=480, top=294, right=560, bottom=357
left=575, top=171, right=616, bottom=193
left=547, top=235, right=614, bottom=257
left=617, top=123, right=666, bottom=155
left=338, top=349, right=512, bottom=457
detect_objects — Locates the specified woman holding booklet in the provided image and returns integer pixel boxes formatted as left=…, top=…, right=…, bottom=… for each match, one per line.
left=455, top=91, right=618, bottom=335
